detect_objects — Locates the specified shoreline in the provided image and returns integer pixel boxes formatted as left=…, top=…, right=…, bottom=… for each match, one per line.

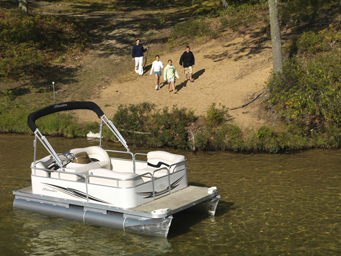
left=1, top=103, right=340, bottom=154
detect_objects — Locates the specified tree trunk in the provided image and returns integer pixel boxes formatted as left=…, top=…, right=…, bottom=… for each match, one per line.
left=220, top=0, right=228, bottom=9
left=19, top=0, right=28, bottom=13
left=268, top=0, right=283, bottom=74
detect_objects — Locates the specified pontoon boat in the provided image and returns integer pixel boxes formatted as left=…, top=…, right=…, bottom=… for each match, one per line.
left=13, top=101, right=220, bottom=237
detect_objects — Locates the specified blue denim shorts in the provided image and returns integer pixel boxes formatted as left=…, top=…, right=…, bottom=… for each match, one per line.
left=154, top=71, right=161, bottom=76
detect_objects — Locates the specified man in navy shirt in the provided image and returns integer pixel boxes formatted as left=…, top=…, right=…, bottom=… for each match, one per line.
left=132, top=39, right=148, bottom=75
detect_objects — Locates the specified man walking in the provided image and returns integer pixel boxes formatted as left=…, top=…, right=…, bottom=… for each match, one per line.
left=179, top=46, right=195, bottom=82
left=132, top=39, right=148, bottom=75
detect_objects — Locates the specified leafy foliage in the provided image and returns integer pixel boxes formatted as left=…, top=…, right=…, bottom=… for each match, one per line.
left=279, top=0, right=335, bottom=26
left=0, top=8, right=89, bottom=80
left=112, top=103, right=196, bottom=149
left=172, top=18, right=214, bottom=39
left=267, top=25, right=341, bottom=127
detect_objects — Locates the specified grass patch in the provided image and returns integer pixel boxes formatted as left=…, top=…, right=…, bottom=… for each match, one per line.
left=0, top=102, right=98, bottom=137
left=0, top=8, right=89, bottom=81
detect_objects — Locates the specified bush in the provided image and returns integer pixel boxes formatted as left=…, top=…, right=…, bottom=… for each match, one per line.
left=194, top=104, right=240, bottom=151
left=112, top=103, right=196, bottom=149
left=217, top=0, right=268, bottom=32
left=206, top=103, right=230, bottom=127
left=279, top=0, right=335, bottom=26
left=0, top=8, right=89, bottom=80
left=171, top=18, right=213, bottom=39
left=267, top=25, right=341, bottom=128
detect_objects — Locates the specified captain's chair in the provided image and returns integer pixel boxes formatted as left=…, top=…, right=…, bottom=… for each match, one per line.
left=69, top=146, right=111, bottom=170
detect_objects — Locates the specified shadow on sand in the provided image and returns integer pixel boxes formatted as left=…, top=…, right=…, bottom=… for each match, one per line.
left=175, top=69, right=205, bottom=92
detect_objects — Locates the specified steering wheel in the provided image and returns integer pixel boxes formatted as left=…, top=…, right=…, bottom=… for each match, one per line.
left=62, top=152, right=75, bottom=167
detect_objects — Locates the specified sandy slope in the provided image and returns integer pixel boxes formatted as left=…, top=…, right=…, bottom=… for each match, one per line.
left=78, top=28, right=273, bottom=130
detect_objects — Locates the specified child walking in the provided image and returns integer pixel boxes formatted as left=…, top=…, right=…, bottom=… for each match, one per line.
left=150, top=55, right=163, bottom=90
left=164, top=60, right=179, bottom=94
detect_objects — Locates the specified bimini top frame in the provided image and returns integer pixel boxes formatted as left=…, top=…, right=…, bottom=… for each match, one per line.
left=28, top=101, right=130, bottom=169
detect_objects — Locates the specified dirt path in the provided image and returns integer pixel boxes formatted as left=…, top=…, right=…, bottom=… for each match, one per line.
left=78, top=27, right=273, bottom=130
left=28, top=1, right=274, bottom=130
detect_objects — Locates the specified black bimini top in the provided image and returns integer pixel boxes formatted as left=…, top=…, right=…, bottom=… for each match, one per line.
left=27, top=101, right=104, bottom=132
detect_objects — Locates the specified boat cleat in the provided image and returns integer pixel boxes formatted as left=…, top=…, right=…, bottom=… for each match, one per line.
left=208, top=186, right=218, bottom=195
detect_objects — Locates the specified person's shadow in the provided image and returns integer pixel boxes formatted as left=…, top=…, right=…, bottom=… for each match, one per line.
left=175, top=68, right=206, bottom=92
left=175, top=80, right=188, bottom=92
left=160, top=81, right=167, bottom=89
left=192, top=68, right=205, bottom=80
left=144, top=64, right=152, bottom=74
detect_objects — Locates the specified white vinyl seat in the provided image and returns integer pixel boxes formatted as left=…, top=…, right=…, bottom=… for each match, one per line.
left=69, top=146, right=111, bottom=169
left=51, top=162, right=101, bottom=181
left=135, top=151, right=186, bottom=178
left=31, top=155, right=55, bottom=177
left=89, top=168, right=144, bottom=187
left=32, top=147, right=111, bottom=181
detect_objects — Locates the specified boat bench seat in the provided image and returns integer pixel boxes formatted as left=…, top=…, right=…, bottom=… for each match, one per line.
left=51, top=162, right=101, bottom=181
left=89, top=168, right=144, bottom=187
left=32, top=146, right=111, bottom=180
left=31, top=155, right=55, bottom=177
left=69, top=146, right=111, bottom=169
left=135, top=151, right=186, bottom=178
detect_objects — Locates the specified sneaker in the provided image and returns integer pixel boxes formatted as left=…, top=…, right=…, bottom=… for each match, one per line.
left=155, top=85, right=158, bottom=90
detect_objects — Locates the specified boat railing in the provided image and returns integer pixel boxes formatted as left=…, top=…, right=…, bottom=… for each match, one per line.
left=31, top=165, right=48, bottom=176
left=86, top=171, right=155, bottom=199
left=153, top=167, right=170, bottom=195
left=133, top=152, right=148, bottom=173
left=32, top=165, right=159, bottom=201
left=168, top=160, right=187, bottom=172
left=105, top=149, right=135, bottom=172
left=31, top=158, right=186, bottom=202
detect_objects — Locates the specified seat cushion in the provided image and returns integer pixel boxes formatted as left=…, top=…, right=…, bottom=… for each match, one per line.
left=146, top=151, right=186, bottom=174
left=31, top=162, right=50, bottom=177
left=70, top=146, right=111, bottom=169
left=51, top=162, right=101, bottom=181
left=147, top=151, right=185, bottom=166
left=89, top=168, right=144, bottom=187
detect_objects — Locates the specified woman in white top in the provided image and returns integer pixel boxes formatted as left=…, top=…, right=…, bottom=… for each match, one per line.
left=150, top=55, right=164, bottom=90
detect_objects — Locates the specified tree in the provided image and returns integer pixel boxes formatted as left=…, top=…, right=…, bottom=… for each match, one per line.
left=268, top=0, right=283, bottom=74
left=19, top=0, right=28, bottom=13
left=221, top=0, right=228, bottom=9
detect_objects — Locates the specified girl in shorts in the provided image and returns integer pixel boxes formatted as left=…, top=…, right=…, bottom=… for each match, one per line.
left=150, top=55, right=164, bottom=90
left=164, top=59, right=180, bottom=94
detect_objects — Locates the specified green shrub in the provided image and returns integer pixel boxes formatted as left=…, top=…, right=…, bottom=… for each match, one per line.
left=0, top=8, right=89, bottom=80
left=206, top=103, right=230, bottom=127
left=279, top=0, right=335, bottom=26
left=112, top=103, right=196, bottom=149
left=171, top=18, right=213, bottom=39
left=267, top=25, right=341, bottom=127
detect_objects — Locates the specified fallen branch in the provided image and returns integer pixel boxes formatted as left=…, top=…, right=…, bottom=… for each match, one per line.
left=230, top=91, right=265, bottom=110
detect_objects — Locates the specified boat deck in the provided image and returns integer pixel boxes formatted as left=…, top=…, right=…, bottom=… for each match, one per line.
left=14, top=185, right=216, bottom=218
left=132, top=186, right=210, bottom=214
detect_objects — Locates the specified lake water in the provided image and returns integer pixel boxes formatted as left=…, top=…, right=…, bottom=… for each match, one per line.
left=1, top=134, right=341, bottom=255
